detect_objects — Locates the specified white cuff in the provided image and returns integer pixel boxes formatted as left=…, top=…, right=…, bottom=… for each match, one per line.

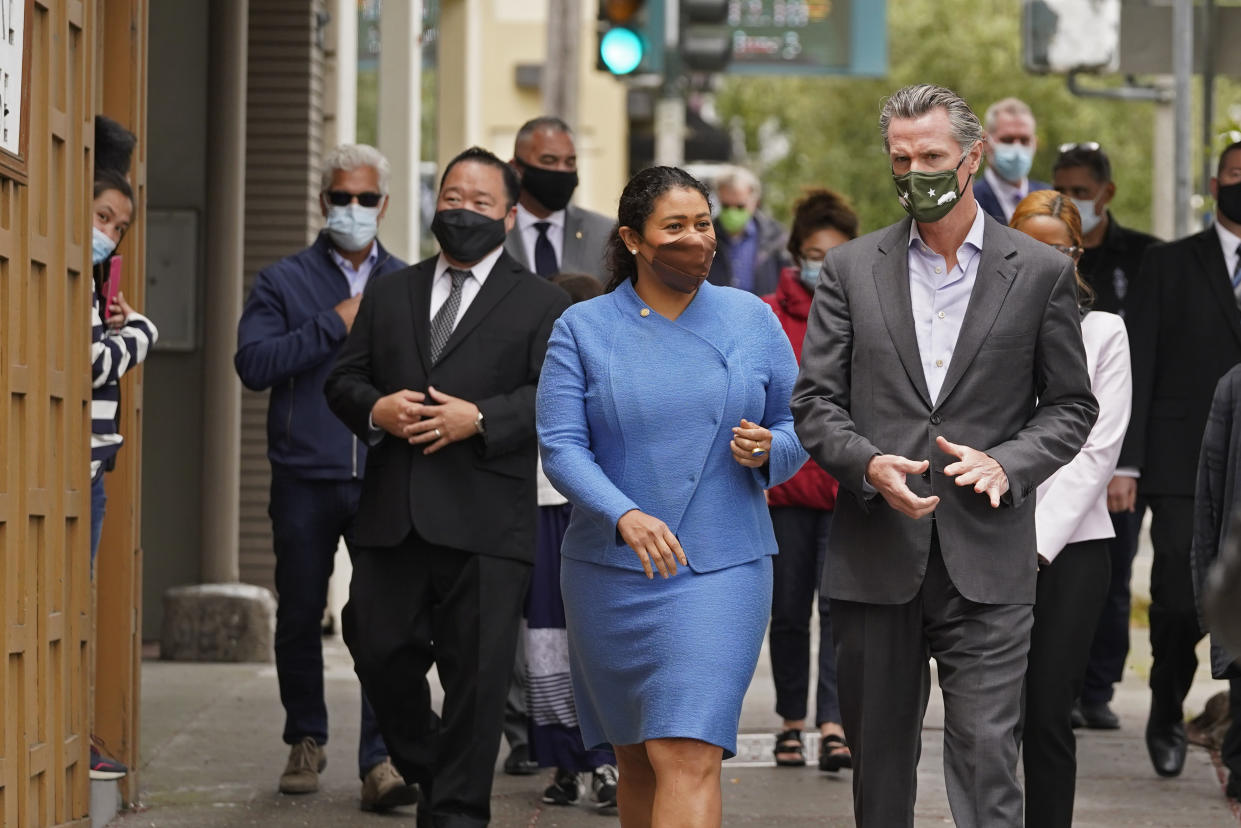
left=1113, top=466, right=1140, bottom=479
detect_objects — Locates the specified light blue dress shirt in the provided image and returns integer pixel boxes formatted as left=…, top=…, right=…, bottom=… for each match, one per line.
left=908, top=206, right=987, bottom=404
left=329, top=240, right=379, bottom=297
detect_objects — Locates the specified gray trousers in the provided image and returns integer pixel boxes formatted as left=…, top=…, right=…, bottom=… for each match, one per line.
left=832, top=533, right=1033, bottom=828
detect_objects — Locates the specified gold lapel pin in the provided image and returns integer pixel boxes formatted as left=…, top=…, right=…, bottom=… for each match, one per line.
left=575, top=231, right=583, bottom=239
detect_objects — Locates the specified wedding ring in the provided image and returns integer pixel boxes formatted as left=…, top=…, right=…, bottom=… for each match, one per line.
left=434, top=428, right=442, bottom=438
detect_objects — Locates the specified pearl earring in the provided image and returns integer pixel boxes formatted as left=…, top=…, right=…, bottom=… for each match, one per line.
left=630, top=249, right=638, bottom=254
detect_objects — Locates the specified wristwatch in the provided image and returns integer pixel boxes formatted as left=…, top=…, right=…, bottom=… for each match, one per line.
left=474, top=409, right=486, bottom=435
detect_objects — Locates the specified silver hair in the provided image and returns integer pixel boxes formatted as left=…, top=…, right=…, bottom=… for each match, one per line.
left=321, top=144, right=391, bottom=195
left=715, top=165, right=762, bottom=199
left=879, top=84, right=985, bottom=155
left=983, top=97, right=1035, bottom=133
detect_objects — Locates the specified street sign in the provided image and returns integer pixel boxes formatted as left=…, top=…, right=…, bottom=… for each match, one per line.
left=723, top=0, right=885, bottom=76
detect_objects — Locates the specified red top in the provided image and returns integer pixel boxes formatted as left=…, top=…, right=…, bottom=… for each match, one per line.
left=762, top=266, right=839, bottom=511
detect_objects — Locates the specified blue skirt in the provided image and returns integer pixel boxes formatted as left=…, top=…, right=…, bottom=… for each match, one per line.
left=560, top=554, right=773, bottom=759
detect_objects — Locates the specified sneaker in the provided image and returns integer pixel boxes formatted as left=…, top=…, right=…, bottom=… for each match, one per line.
left=279, top=736, right=326, bottom=795
left=591, top=764, right=618, bottom=811
left=360, top=757, right=419, bottom=812
left=541, top=768, right=580, bottom=806
left=89, top=746, right=128, bottom=781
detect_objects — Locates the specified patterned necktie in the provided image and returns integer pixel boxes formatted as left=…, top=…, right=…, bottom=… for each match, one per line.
left=430, top=268, right=469, bottom=362
left=1232, top=243, right=1241, bottom=308
left=534, top=221, right=558, bottom=277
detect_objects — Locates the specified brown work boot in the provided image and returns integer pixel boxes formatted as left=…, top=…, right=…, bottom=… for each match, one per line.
left=360, top=757, right=419, bottom=812
left=278, top=736, right=326, bottom=794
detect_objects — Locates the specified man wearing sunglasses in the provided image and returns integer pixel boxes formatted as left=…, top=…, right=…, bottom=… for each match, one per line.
left=235, top=144, right=412, bottom=811
left=974, top=97, right=1050, bottom=224
left=1052, top=143, right=1159, bottom=733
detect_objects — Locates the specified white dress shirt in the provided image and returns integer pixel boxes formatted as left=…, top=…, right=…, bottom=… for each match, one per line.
left=984, top=166, right=1030, bottom=223
left=329, top=241, right=379, bottom=296
left=515, top=202, right=565, bottom=270
left=1217, top=220, right=1241, bottom=282
left=1035, top=311, right=1132, bottom=563
left=430, top=244, right=504, bottom=328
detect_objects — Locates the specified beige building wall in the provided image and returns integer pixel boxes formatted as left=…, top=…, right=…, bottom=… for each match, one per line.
left=438, top=0, right=628, bottom=217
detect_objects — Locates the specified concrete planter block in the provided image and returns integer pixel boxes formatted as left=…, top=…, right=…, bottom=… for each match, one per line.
left=160, top=583, right=277, bottom=662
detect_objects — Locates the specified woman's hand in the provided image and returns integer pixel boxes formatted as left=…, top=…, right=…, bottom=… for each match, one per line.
left=730, top=418, right=772, bottom=468
left=617, top=509, right=687, bottom=580
left=106, top=291, right=135, bottom=330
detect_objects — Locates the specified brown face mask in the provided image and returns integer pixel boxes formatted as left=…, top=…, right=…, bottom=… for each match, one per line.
left=641, top=232, right=718, bottom=294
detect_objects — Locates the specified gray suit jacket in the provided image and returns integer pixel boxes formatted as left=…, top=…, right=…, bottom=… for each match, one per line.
left=791, top=213, right=1098, bottom=606
left=504, top=204, right=615, bottom=279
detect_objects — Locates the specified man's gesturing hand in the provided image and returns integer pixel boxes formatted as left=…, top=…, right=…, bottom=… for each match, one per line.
left=371, top=390, right=426, bottom=438
left=937, top=435, right=1009, bottom=508
left=865, top=455, right=940, bottom=519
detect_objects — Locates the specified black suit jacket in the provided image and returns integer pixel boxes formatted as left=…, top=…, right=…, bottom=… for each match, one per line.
left=1122, top=227, right=1241, bottom=496
left=325, top=251, right=571, bottom=560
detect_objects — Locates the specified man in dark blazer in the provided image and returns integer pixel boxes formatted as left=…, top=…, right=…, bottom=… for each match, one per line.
left=1122, top=140, right=1241, bottom=778
left=503, top=116, right=614, bottom=281
left=499, top=116, right=613, bottom=774
left=325, top=146, right=570, bottom=827
left=973, top=97, right=1050, bottom=224
left=792, top=84, right=1097, bottom=828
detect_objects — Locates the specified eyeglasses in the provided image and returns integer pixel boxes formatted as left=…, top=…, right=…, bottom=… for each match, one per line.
left=1058, top=141, right=1101, bottom=154
left=1052, top=243, right=1082, bottom=258
left=324, top=190, right=384, bottom=207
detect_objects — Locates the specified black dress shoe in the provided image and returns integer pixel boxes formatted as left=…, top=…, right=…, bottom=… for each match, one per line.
left=1145, top=719, right=1188, bottom=777
left=1080, top=701, right=1121, bottom=730
left=503, top=744, right=539, bottom=776
left=1070, top=702, right=1086, bottom=729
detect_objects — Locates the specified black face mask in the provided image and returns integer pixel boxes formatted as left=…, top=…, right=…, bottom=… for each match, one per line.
left=517, top=161, right=579, bottom=212
left=431, top=208, right=508, bottom=264
left=1218, top=181, right=1241, bottom=224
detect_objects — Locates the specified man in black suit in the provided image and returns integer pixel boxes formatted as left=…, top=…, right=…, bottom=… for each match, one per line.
left=325, top=146, right=570, bottom=827
left=1123, top=140, right=1241, bottom=777
left=1052, top=143, right=1159, bottom=730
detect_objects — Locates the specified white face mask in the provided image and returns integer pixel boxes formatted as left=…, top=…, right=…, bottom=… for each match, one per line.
left=1070, top=196, right=1104, bottom=236
left=92, top=226, right=117, bottom=265
left=324, top=203, right=381, bottom=252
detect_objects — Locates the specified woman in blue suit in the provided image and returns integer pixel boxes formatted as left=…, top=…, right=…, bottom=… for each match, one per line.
left=536, top=166, right=806, bottom=827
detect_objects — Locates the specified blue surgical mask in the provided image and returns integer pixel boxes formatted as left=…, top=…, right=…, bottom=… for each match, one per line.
left=800, top=259, right=823, bottom=291
left=92, top=226, right=117, bottom=265
left=990, top=142, right=1034, bottom=183
left=325, top=203, right=381, bottom=252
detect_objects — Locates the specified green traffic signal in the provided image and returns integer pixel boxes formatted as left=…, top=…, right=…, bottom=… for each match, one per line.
left=600, top=26, right=645, bottom=75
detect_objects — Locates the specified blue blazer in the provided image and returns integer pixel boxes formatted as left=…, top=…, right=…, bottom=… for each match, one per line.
left=536, top=279, right=807, bottom=573
left=973, top=176, right=1051, bottom=223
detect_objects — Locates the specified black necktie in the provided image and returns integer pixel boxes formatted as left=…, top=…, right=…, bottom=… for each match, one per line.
left=534, top=221, right=558, bottom=277
left=430, top=269, right=468, bottom=362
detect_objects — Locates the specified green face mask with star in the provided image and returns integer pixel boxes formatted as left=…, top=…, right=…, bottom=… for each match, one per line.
left=892, top=148, right=973, bottom=223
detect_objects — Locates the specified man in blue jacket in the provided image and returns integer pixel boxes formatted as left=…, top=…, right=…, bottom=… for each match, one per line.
left=235, top=144, right=412, bottom=812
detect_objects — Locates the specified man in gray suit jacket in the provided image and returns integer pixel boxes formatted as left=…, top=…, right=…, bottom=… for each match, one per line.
left=499, top=116, right=614, bottom=774
left=791, top=84, right=1097, bottom=828
left=504, top=116, right=614, bottom=282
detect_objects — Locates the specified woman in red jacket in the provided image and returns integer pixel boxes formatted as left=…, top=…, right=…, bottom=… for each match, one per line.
left=763, top=189, right=858, bottom=772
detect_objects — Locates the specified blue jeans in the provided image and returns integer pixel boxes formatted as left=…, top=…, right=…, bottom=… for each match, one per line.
left=269, top=467, right=387, bottom=777
left=90, top=472, right=107, bottom=570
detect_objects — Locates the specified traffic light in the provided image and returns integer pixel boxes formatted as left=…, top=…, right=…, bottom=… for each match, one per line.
left=597, top=0, right=664, bottom=77
left=679, top=0, right=731, bottom=73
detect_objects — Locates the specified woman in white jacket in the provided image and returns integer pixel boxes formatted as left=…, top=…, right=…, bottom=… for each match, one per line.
left=1011, top=190, right=1132, bottom=828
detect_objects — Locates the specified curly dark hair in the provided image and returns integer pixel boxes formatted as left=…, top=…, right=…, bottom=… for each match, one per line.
left=786, top=188, right=859, bottom=265
left=605, top=166, right=712, bottom=292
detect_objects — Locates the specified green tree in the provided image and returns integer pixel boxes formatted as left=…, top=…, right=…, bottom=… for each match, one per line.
left=715, top=0, right=1165, bottom=235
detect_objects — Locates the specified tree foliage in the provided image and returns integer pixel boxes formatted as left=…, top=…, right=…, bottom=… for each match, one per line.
left=714, top=0, right=1171, bottom=235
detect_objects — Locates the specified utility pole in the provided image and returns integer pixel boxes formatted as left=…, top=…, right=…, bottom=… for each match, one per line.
left=543, top=0, right=581, bottom=124
left=655, top=0, right=685, bottom=166
left=1172, top=0, right=1193, bottom=238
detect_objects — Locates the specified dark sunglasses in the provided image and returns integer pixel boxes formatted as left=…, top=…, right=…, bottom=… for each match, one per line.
left=1058, top=141, right=1101, bottom=154
left=324, top=190, right=384, bottom=207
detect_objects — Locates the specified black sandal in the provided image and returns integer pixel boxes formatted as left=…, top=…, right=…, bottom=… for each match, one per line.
left=819, top=733, right=852, bottom=772
left=773, top=729, right=806, bottom=767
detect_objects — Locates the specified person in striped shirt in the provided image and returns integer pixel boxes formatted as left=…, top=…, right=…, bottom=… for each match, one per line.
left=89, top=168, right=158, bottom=566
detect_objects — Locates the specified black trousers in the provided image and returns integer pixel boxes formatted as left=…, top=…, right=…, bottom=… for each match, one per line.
left=1081, top=504, right=1144, bottom=705
left=769, top=506, right=839, bottom=725
left=1021, top=539, right=1110, bottom=828
left=1223, top=677, right=1241, bottom=781
left=344, top=532, right=531, bottom=828
left=1146, top=496, right=1206, bottom=726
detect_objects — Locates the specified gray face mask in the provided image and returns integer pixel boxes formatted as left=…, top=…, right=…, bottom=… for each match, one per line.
left=892, top=148, right=973, bottom=223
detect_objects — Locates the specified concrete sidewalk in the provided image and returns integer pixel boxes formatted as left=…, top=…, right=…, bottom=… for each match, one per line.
left=115, top=533, right=1240, bottom=827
